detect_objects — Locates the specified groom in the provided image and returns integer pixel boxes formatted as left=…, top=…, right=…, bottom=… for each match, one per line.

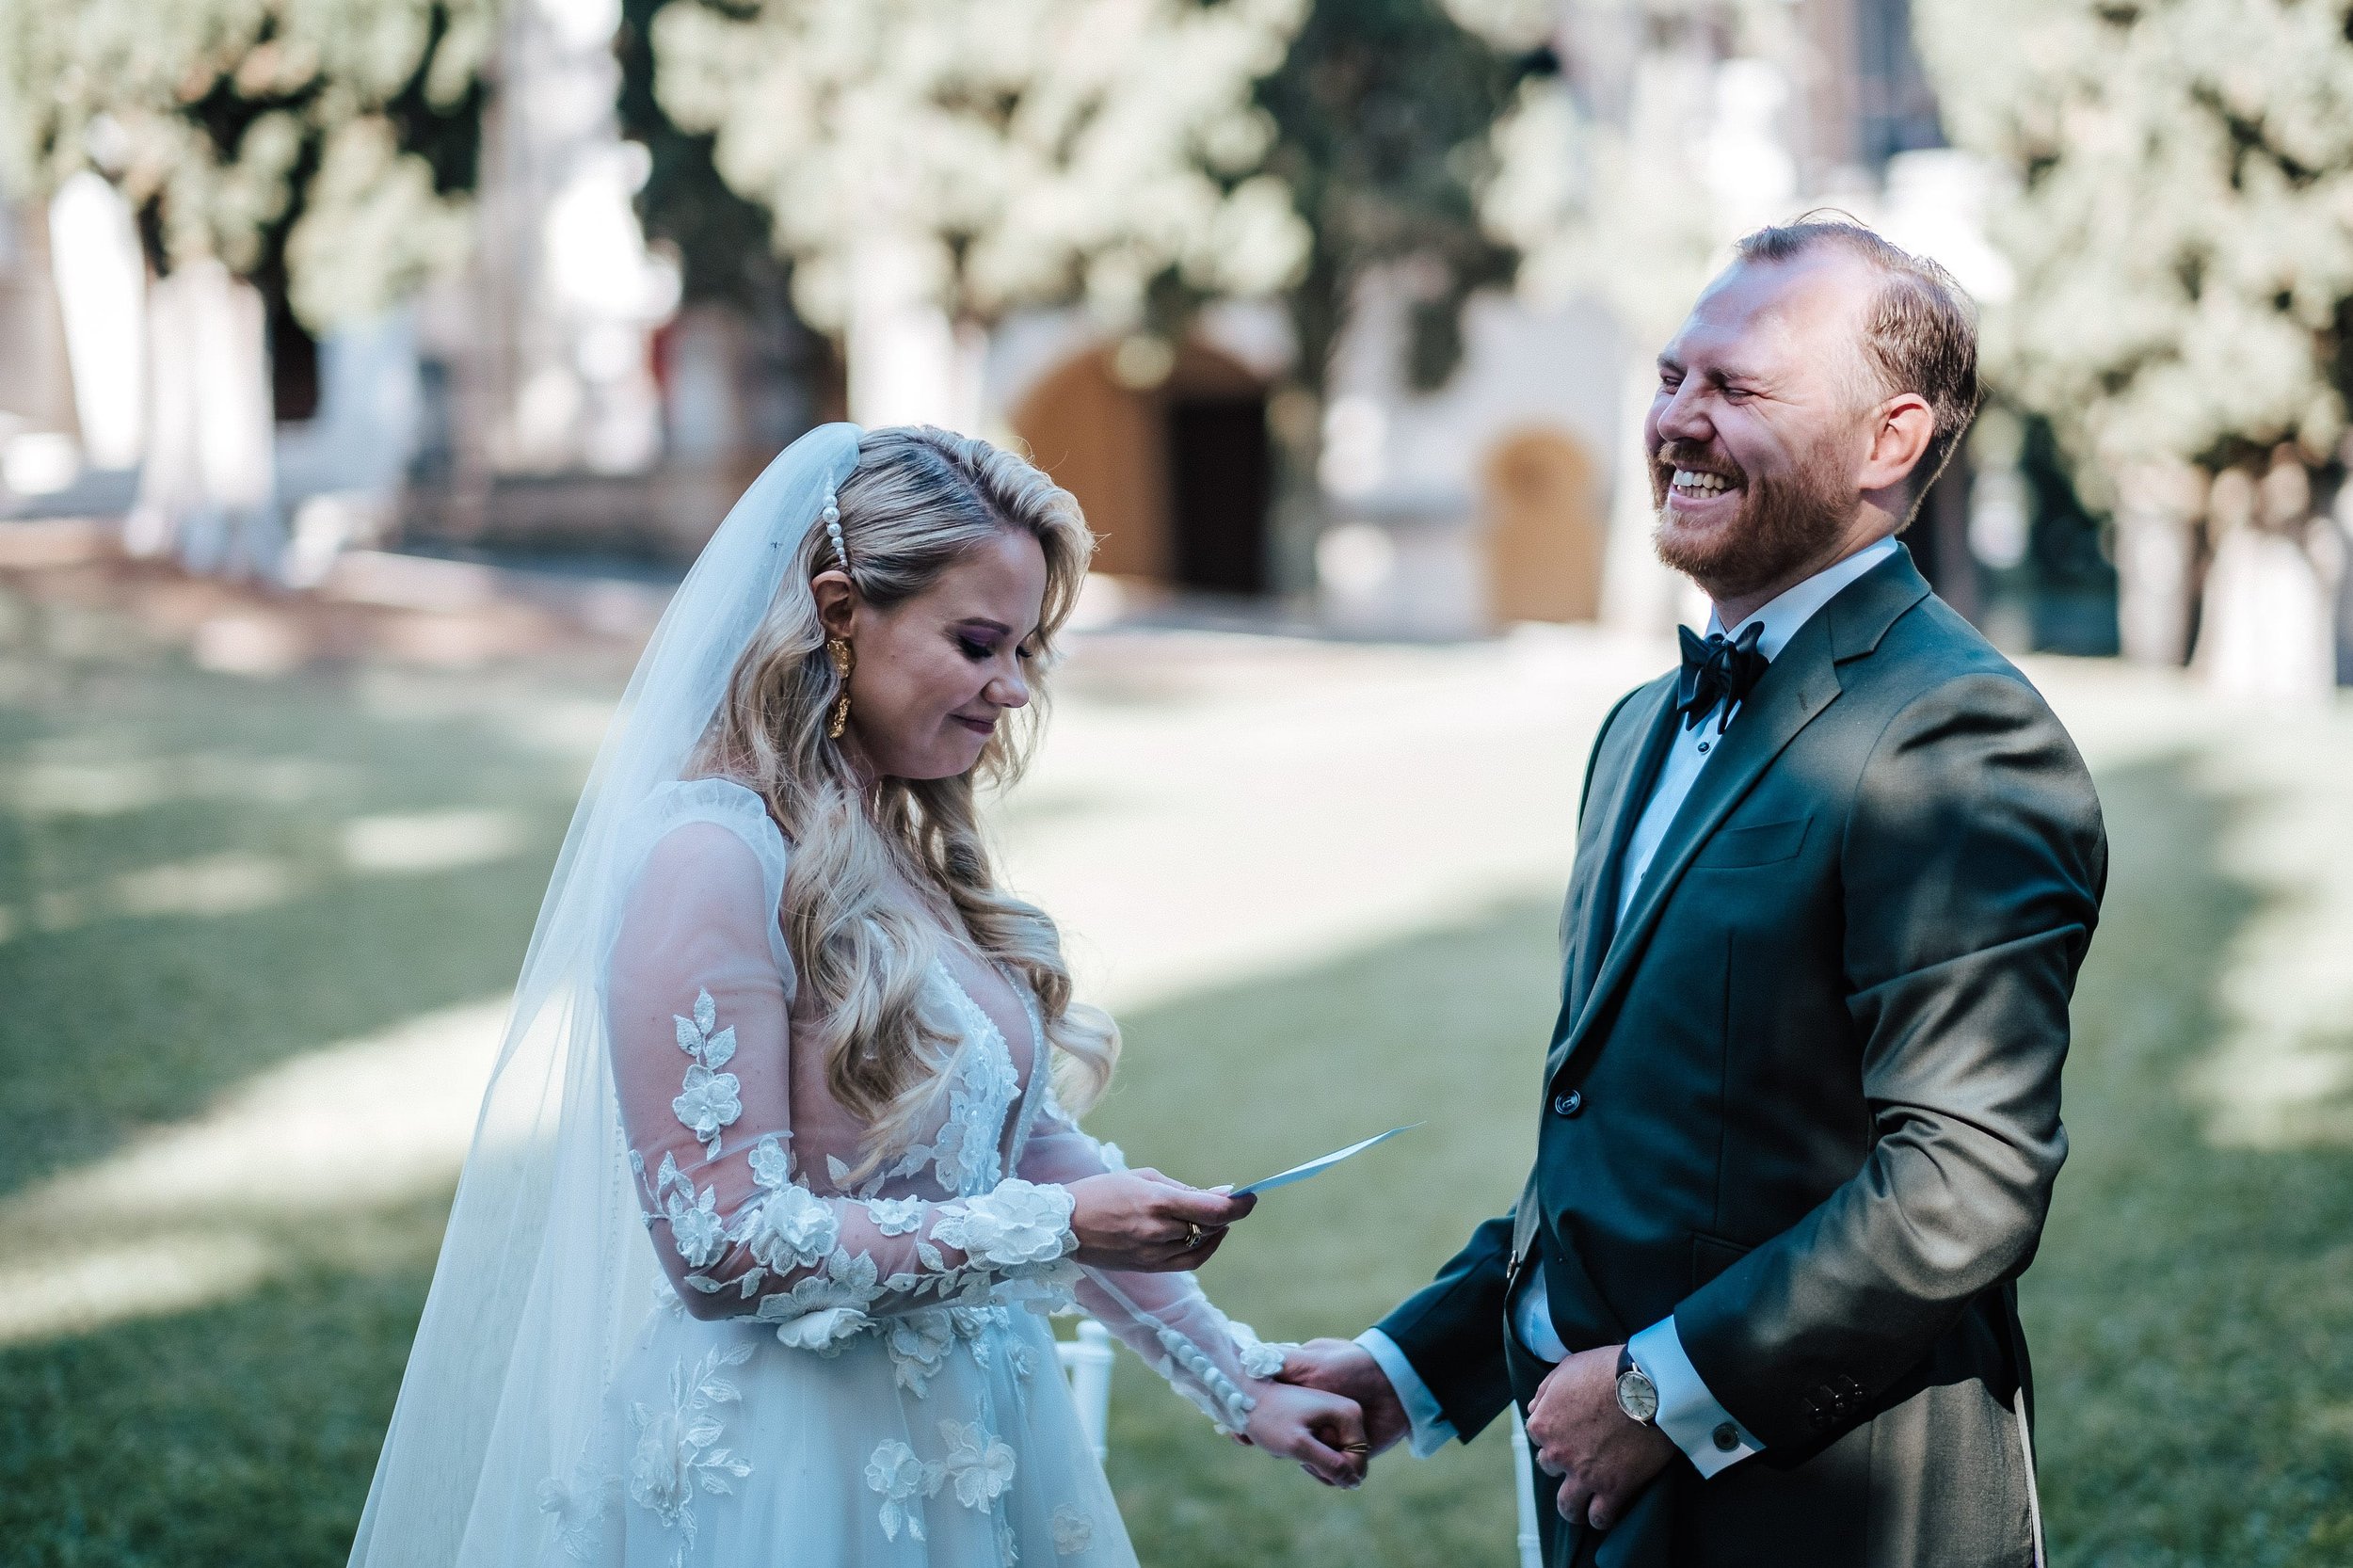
left=1281, top=220, right=2106, bottom=1566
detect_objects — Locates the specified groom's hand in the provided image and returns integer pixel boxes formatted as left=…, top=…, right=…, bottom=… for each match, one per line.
left=1273, top=1338, right=1410, bottom=1457
left=1525, top=1344, right=1674, bottom=1530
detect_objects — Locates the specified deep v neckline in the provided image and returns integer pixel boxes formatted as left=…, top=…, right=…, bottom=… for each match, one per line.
left=932, top=958, right=1050, bottom=1181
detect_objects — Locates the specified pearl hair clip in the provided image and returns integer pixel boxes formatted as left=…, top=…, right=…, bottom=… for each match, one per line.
left=822, top=490, right=846, bottom=569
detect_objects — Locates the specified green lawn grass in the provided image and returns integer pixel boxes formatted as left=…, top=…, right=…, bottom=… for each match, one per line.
left=2013, top=754, right=2353, bottom=1568
left=3, top=582, right=2351, bottom=1565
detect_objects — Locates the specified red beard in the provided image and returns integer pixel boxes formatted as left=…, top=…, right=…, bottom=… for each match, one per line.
left=1649, top=432, right=1857, bottom=603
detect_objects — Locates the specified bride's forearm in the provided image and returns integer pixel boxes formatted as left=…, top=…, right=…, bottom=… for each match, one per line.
left=1072, top=1265, right=1301, bottom=1434
left=645, top=1155, right=1081, bottom=1336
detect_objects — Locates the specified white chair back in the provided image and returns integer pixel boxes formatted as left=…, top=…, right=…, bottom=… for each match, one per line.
left=1510, top=1409, right=1545, bottom=1568
left=1056, top=1319, right=1116, bottom=1464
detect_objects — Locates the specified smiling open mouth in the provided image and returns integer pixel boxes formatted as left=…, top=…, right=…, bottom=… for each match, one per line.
left=1669, top=468, right=1740, bottom=500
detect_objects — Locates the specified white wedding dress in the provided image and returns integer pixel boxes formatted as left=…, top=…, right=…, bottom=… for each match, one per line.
left=534, top=777, right=1290, bottom=1567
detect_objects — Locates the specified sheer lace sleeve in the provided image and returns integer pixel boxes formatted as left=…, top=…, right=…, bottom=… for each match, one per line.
left=1016, top=1085, right=1294, bottom=1434
left=603, top=783, right=1080, bottom=1348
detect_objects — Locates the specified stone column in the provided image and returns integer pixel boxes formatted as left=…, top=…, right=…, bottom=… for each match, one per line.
left=2112, top=460, right=2202, bottom=666
left=471, top=0, right=671, bottom=477
left=845, top=233, right=983, bottom=434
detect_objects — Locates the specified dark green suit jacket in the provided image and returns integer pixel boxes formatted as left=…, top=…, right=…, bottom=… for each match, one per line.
left=1378, top=549, right=2106, bottom=1568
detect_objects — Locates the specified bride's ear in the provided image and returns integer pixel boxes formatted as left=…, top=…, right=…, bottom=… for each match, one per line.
left=810, top=570, right=859, bottom=639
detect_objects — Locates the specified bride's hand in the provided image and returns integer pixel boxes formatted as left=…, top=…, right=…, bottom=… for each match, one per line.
left=1242, top=1380, right=1369, bottom=1488
left=1065, top=1169, right=1256, bottom=1272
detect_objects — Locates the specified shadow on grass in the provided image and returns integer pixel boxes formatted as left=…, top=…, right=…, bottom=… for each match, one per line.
left=0, top=890, right=1573, bottom=1568
left=2031, top=753, right=2353, bottom=1568
left=0, top=658, right=584, bottom=1199
left=1080, top=894, right=1564, bottom=1568
left=0, top=1196, right=449, bottom=1566
left=11, top=731, right=2353, bottom=1568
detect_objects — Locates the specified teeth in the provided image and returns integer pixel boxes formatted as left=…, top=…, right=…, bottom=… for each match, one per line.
left=1672, top=469, right=1732, bottom=495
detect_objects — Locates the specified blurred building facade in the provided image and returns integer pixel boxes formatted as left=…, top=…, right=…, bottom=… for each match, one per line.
left=984, top=0, right=2010, bottom=641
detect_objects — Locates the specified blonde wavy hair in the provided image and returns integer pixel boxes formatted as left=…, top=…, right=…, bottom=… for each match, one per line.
left=688, top=425, right=1116, bottom=1177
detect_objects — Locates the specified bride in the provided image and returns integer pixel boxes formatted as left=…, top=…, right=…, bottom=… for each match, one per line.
left=348, top=424, right=1367, bottom=1568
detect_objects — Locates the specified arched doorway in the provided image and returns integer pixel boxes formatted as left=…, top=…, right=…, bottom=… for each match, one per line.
left=1011, top=341, right=1272, bottom=594
left=1481, top=426, right=1607, bottom=624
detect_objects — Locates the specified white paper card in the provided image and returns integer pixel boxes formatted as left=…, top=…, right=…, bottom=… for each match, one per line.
left=1231, top=1124, right=1419, bottom=1197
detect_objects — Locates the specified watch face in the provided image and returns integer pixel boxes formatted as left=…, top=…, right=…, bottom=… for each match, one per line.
left=1616, top=1368, right=1659, bottom=1425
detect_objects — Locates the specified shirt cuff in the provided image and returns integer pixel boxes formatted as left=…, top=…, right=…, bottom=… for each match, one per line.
left=1354, top=1328, right=1457, bottom=1459
left=1627, top=1317, right=1763, bottom=1479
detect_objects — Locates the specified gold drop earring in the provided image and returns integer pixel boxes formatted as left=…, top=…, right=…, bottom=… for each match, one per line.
left=825, top=637, right=855, bottom=739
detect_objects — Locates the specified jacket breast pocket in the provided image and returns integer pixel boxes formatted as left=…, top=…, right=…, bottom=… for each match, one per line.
left=1692, top=815, right=1811, bottom=869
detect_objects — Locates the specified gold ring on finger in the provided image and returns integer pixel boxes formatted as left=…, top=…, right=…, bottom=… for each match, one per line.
left=1183, top=1223, right=1206, bottom=1250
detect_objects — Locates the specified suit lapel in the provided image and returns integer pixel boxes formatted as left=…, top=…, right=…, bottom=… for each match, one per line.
left=1545, top=620, right=1840, bottom=1080
left=1544, top=546, right=1935, bottom=1083
left=1562, top=682, right=1675, bottom=1002
left=1561, top=681, right=1678, bottom=1017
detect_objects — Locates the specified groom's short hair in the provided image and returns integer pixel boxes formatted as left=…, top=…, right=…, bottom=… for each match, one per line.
left=1736, top=216, right=1983, bottom=523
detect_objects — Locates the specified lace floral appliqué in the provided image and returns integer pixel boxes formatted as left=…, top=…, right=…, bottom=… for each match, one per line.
left=671, top=988, right=742, bottom=1160
left=865, top=1438, right=936, bottom=1543
left=537, top=1466, right=620, bottom=1561
left=859, top=1418, right=1017, bottom=1544
left=1225, top=1317, right=1300, bottom=1381
left=627, top=1343, right=754, bottom=1546
left=937, top=1418, right=1017, bottom=1510
left=1051, top=1503, right=1095, bottom=1556
left=652, top=1152, right=726, bottom=1270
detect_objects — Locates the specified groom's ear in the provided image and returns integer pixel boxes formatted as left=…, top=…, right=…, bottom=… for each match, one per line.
left=810, top=570, right=858, bottom=638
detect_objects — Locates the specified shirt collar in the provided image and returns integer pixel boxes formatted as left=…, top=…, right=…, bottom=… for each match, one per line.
left=1705, top=536, right=1900, bottom=663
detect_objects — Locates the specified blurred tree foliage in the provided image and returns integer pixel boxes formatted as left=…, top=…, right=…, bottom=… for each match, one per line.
left=632, top=0, right=1541, bottom=385
left=1254, top=0, right=1542, bottom=398
left=645, top=0, right=1312, bottom=336
left=1916, top=0, right=2353, bottom=494
left=616, top=0, right=780, bottom=312
left=0, top=0, right=492, bottom=337
left=642, top=0, right=1539, bottom=558
left=1244, top=0, right=1542, bottom=555
left=1479, top=0, right=1786, bottom=343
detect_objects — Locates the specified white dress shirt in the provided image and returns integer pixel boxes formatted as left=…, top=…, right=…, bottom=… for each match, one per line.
left=1359, top=536, right=1901, bottom=1477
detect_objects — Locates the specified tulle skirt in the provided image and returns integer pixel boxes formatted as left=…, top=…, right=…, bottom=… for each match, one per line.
left=542, top=1299, right=1137, bottom=1568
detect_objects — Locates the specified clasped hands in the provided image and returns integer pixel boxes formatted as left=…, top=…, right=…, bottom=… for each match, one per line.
left=1064, top=1170, right=1371, bottom=1486
left=1275, top=1339, right=1674, bottom=1524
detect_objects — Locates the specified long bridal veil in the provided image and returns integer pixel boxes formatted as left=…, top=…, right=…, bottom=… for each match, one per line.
left=348, top=424, right=866, bottom=1568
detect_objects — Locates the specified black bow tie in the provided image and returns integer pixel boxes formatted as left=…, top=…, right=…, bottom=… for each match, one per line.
left=1675, top=623, right=1768, bottom=733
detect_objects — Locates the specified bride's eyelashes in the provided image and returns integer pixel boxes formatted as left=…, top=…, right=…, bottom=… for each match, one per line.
left=952, top=630, right=1039, bottom=664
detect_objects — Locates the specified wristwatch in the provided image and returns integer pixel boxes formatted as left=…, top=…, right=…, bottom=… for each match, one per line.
left=1614, top=1347, right=1659, bottom=1427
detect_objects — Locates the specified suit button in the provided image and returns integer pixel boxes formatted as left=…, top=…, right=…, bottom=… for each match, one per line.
left=1712, top=1422, right=1742, bottom=1452
left=1551, top=1090, right=1584, bottom=1118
